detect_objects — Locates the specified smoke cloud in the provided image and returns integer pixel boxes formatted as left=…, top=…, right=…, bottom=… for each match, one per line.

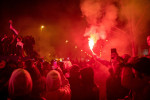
left=80, top=0, right=150, bottom=59
left=80, top=0, right=119, bottom=59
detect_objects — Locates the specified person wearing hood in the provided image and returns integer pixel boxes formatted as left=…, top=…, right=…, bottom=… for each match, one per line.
left=8, top=68, right=33, bottom=100
left=45, top=68, right=71, bottom=100
left=80, top=67, right=99, bottom=100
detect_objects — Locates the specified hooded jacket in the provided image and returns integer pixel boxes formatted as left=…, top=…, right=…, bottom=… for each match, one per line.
left=45, top=69, right=71, bottom=100
left=8, top=68, right=32, bottom=100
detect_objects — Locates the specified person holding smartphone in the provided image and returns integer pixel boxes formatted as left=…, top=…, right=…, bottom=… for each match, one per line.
left=93, top=48, right=129, bottom=100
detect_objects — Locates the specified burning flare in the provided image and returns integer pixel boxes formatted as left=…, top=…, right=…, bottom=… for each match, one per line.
left=88, top=34, right=97, bottom=54
left=89, top=37, right=94, bottom=51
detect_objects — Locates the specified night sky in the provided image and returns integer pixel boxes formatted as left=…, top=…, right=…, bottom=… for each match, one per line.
left=0, top=0, right=83, bottom=31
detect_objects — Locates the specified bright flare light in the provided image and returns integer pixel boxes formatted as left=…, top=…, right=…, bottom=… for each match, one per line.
left=89, top=38, right=94, bottom=52
left=88, top=33, right=97, bottom=54
left=41, top=25, right=44, bottom=29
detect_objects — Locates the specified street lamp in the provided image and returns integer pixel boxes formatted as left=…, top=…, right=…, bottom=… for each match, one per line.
left=41, top=25, right=44, bottom=31
left=65, top=40, right=69, bottom=43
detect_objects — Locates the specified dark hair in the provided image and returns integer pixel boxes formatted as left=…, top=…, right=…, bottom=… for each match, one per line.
left=111, top=48, right=117, bottom=53
left=25, top=59, right=34, bottom=68
left=80, top=67, right=94, bottom=85
left=133, top=57, right=150, bottom=76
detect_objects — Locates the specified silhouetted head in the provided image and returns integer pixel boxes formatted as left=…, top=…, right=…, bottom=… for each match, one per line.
left=46, top=70, right=62, bottom=91
left=133, top=57, right=150, bottom=76
left=9, top=68, right=32, bottom=97
left=80, top=67, right=94, bottom=85
left=70, top=64, right=80, bottom=78
left=24, top=59, right=34, bottom=68
left=111, top=48, right=118, bottom=60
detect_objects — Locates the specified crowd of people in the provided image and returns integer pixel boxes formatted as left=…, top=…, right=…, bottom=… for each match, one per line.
left=0, top=21, right=150, bottom=100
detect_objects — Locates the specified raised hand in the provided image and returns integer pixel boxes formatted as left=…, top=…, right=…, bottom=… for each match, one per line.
left=9, top=20, right=19, bottom=35
left=9, top=20, right=13, bottom=29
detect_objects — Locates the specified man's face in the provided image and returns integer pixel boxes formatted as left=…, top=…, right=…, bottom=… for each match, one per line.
left=111, top=53, right=121, bottom=74
left=111, top=53, right=118, bottom=60
left=147, top=36, right=150, bottom=46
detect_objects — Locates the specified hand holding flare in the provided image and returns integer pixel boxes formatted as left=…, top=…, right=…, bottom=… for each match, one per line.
left=88, top=34, right=96, bottom=55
